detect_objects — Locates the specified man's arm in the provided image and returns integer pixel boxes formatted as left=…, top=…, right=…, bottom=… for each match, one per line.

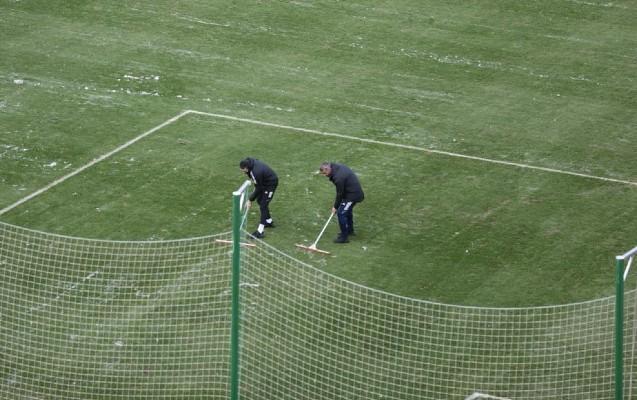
left=249, top=185, right=262, bottom=202
left=248, top=169, right=263, bottom=201
left=333, top=178, right=344, bottom=208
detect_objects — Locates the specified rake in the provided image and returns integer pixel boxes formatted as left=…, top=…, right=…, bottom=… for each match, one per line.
left=295, top=211, right=335, bottom=255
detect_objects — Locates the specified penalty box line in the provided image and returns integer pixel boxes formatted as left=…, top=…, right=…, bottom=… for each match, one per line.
left=2, top=109, right=635, bottom=216
left=0, top=110, right=191, bottom=216
left=188, top=110, right=637, bottom=187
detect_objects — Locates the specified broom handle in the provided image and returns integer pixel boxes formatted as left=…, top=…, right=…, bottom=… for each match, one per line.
left=312, top=211, right=335, bottom=247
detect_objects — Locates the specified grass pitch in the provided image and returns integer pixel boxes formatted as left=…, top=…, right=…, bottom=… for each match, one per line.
left=1, top=1, right=636, bottom=308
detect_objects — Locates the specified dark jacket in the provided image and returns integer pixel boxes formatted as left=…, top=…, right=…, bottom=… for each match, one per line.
left=243, top=158, right=278, bottom=201
left=328, top=163, right=364, bottom=208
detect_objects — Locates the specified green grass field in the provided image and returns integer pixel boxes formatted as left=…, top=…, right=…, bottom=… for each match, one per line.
left=2, top=1, right=637, bottom=398
left=1, top=1, right=636, bottom=305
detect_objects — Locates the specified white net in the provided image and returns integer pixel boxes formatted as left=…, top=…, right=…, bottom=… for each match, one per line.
left=240, top=242, right=636, bottom=399
left=0, top=222, right=234, bottom=399
left=1, top=221, right=635, bottom=399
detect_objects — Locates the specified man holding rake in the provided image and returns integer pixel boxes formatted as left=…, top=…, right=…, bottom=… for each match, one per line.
left=319, top=162, right=365, bottom=244
left=240, top=157, right=278, bottom=239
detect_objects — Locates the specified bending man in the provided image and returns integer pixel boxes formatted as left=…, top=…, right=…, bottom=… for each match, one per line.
left=240, top=157, right=278, bottom=239
left=319, top=162, right=364, bottom=244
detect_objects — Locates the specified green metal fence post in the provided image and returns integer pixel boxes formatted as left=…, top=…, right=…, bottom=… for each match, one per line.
left=615, top=256, right=624, bottom=400
left=230, top=188, right=243, bottom=400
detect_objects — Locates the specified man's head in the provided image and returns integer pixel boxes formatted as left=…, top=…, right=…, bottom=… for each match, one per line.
left=319, top=162, right=332, bottom=177
left=239, top=158, right=252, bottom=173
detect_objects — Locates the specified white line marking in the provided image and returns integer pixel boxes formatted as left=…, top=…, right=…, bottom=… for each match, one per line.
left=187, top=110, right=637, bottom=187
left=2, top=108, right=634, bottom=217
left=0, top=110, right=190, bottom=216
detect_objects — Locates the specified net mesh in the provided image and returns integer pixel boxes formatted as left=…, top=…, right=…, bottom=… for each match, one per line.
left=1, top=222, right=234, bottom=399
left=1, top=221, right=635, bottom=399
left=240, top=242, right=636, bottom=399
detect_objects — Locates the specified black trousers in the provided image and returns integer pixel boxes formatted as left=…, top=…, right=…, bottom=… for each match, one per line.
left=336, top=201, right=356, bottom=237
left=256, top=189, right=276, bottom=225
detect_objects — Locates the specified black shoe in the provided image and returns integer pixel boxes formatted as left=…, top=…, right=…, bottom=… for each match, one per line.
left=333, top=235, right=349, bottom=244
left=249, top=231, right=264, bottom=239
left=265, top=222, right=275, bottom=228
left=348, top=230, right=356, bottom=236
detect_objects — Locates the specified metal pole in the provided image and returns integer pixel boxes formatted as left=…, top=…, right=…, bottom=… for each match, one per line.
left=615, top=256, right=625, bottom=400
left=229, top=189, right=242, bottom=400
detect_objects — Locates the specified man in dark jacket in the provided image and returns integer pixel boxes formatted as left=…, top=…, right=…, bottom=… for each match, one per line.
left=240, top=157, right=278, bottom=239
left=319, top=162, right=364, bottom=243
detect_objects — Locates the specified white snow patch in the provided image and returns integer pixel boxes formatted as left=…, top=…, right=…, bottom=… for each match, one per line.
left=465, top=392, right=511, bottom=400
left=109, top=88, right=159, bottom=96
left=566, top=0, right=629, bottom=8
left=121, top=74, right=160, bottom=81
left=173, top=13, right=231, bottom=27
